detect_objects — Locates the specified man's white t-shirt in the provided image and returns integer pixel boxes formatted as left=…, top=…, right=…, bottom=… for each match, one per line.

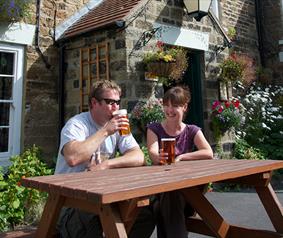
left=55, top=111, right=139, bottom=174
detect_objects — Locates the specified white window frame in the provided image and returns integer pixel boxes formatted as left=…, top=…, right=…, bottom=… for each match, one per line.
left=0, top=43, right=24, bottom=166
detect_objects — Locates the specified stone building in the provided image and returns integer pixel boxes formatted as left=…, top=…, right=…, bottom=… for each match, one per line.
left=0, top=0, right=282, bottom=166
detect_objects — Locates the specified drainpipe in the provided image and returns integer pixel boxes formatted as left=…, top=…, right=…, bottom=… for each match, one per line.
left=254, top=0, right=265, bottom=66
left=35, top=0, right=51, bottom=69
left=58, top=44, right=65, bottom=133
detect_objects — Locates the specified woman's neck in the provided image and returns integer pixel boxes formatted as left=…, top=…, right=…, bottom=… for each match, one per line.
left=162, top=120, right=185, bottom=136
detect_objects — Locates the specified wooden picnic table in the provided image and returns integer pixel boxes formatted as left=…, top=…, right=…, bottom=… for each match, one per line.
left=21, top=159, right=283, bottom=238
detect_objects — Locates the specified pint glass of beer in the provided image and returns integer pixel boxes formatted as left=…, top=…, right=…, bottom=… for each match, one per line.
left=113, top=109, right=131, bottom=136
left=161, top=138, right=176, bottom=164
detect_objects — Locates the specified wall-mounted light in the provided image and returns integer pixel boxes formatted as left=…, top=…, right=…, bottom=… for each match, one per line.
left=183, top=0, right=212, bottom=21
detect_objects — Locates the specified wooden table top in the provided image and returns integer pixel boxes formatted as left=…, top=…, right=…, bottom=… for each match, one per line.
left=21, top=159, right=283, bottom=204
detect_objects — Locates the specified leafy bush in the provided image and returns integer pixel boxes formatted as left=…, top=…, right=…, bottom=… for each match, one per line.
left=237, top=83, right=283, bottom=160
left=233, top=139, right=265, bottom=160
left=0, top=145, right=53, bottom=231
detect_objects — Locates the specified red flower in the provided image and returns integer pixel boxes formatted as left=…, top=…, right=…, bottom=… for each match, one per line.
left=232, top=99, right=240, bottom=108
left=217, top=106, right=223, bottom=113
left=156, top=41, right=164, bottom=50
left=224, top=101, right=230, bottom=108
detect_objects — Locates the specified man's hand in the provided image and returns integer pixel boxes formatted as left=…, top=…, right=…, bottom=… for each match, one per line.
left=87, top=160, right=110, bottom=171
left=103, top=114, right=129, bottom=136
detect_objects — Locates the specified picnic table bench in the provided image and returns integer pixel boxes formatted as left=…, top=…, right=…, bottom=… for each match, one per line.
left=21, top=159, right=283, bottom=238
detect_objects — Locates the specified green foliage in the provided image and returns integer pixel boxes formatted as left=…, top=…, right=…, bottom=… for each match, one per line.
left=0, top=0, right=33, bottom=22
left=141, top=146, right=152, bottom=166
left=233, top=139, right=266, bottom=160
left=0, top=145, right=53, bottom=231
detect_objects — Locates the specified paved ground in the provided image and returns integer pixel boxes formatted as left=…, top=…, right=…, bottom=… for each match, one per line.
left=150, top=189, right=283, bottom=238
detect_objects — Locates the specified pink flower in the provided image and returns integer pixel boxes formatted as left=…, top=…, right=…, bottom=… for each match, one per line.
left=212, top=100, right=221, bottom=110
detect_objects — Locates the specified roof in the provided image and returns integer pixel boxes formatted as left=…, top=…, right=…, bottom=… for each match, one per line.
left=60, top=0, right=142, bottom=40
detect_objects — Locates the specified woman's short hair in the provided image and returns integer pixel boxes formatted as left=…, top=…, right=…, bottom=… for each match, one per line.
left=163, top=86, right=191, bottom=106
left=88, top=80, right=121, bottom=106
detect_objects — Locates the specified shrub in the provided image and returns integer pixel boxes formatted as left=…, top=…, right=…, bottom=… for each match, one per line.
left=237, top=83, right=283, bottom=160
left=233, top=139, right=265, bottom=160
left=0, top=145, right=53, bottom=231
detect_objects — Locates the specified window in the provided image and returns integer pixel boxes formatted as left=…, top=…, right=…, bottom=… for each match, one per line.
left=0, top=44, right=24, bottom=166
left=80, top=42, right=110, bottom=112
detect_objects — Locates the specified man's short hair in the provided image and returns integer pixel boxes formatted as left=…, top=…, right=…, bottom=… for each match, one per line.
left=88, top=80, right=122, bottom=107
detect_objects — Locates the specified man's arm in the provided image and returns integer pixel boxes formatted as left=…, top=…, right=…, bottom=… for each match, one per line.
left=63, top=116, right=126, bottom=167
left=88, top=146, right=144, bottom=171
left=63, top=127, right=109, bottom=167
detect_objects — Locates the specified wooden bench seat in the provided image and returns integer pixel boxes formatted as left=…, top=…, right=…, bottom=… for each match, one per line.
left=0, top=229, right=36, bottom=238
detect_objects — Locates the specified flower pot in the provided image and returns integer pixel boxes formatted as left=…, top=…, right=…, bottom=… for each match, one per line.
left=147, top=61, right=176, bottom=78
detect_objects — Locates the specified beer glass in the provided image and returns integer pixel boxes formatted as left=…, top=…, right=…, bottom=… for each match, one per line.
left=113, top=109, right=131, bottom=136
left=161, top=138, right=176, bottom=164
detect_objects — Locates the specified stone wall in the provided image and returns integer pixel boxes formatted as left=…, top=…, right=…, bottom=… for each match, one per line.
left=23, top=0, right=89, bottom=164
left=261, top=0, right=283, bottom=84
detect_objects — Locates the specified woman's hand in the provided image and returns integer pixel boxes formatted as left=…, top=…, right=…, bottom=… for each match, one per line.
left=158, top=149, right=168, bottom=165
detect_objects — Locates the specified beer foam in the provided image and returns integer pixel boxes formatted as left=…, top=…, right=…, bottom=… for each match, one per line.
left=161, top=138, right=176, bottom=141
left=113, top=109, right=127, bottom=116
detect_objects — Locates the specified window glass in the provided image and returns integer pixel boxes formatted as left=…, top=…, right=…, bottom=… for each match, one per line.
left=0, top=77, right=13, bottom=100
left=0, top=128, right=8, bottom=152
left=0, top=52, right=14, bottom=75
left=0, top=103, right=10, bottom=126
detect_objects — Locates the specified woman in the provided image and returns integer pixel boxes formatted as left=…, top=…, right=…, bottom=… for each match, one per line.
left=147, top=86, right=213, bottom=238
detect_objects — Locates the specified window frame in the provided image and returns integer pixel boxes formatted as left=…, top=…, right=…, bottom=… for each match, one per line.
left=0, top=43, right=24, bottom=166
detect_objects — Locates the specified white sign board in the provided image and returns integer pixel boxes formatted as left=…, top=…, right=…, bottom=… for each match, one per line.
left=0, top=22, right=35, bottom=45
left=153, top=23, right=209, bottom=51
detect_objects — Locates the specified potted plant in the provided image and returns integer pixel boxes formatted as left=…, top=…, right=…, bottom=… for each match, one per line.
left=143, top=41, right=188, bottom=86
left=130, top=97, right=165, bottom=134
left=0, top=0, right=32, bottom=23
left=210, top=99, right=243, bottom=154
left=219, top=52, right=255, bottom=85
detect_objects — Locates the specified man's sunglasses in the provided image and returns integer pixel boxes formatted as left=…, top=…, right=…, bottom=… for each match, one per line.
left=99, top=98, right=121, bottom=106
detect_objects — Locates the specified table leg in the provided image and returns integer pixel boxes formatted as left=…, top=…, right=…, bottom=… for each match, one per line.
left=182, top=187, right=230, bottom=238
left=99, top=204, right=128, bottom=238
left=35, top=193, right=65, bottom=238
left=256, top=183, right=283, bottom=233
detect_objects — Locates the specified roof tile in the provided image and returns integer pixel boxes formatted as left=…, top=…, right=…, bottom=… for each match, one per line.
left=62, top=0, right=142, bottom=39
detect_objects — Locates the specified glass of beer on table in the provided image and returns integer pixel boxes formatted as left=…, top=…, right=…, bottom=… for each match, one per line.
left=113, top=109, right=131, bottom=136
left=161, top=138, right=176, bottom=165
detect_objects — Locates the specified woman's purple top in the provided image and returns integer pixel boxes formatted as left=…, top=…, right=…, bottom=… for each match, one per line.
left=147, top=123, right=201, bottom=156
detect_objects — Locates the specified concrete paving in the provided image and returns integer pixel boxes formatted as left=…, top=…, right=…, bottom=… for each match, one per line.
left=150, top=190, right=283, bottom=238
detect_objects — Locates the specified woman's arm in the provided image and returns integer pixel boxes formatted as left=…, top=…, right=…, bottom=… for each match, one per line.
left=147, top=128, right=163, bottom=165
left=176, top=130, right=213, bottom=161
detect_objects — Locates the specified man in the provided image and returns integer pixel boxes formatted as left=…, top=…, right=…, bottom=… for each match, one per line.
left=55, top=80, right=155, bottom=238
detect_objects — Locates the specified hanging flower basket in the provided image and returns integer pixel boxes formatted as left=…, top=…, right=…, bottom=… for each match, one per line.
left=143, top=41, right=188, bottom=86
